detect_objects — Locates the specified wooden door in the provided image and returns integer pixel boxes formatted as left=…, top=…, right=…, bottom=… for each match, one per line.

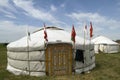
left=45, top=43, right=73, bottom=76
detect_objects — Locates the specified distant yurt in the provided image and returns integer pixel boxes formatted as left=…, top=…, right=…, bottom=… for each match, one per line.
left=92, top=36, right=119, bottom=53
left=7, top=27, right=95, bottom=76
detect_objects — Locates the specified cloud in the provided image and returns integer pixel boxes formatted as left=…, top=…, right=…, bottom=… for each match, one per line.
left=5, top=14, right=16, bottom=19
left=0, top=0, right=17, bottom=12
left=0, top=0, right=11, bottom=8
left=0, top=20, right=38, bottom=43
left=0, top=8, right=16, bottom=19
left=67, top=12, right=105, bottom=22
left=0, top=0, right=17, bottom=19
left=67, top=12, right=120, bottom=29
left=67, top=12, right=120, bottom=39
left=50, top=5, right=57, bottom=11
left=0, top=20, right=68, bottom=43
left=60, top=3, right=65, bottom=8
left=13, top=0, right=60, bottom=24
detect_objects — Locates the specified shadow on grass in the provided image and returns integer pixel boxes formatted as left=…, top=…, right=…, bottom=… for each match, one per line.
left=93, top=62, right=101, bottom=71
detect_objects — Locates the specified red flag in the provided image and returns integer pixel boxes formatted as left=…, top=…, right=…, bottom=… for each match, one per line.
left=90, top=22, right=93, bottom=38
left=71, top=25, right=76, bottom=43
left=44, top=23, right=48, bottom=41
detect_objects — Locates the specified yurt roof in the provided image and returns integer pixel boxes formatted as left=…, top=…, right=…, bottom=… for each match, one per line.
left=7, top=27, right=92, bottom=51
left=92, top=36, right=118, bottom=45
left=33, top=26, right=63, bottom=33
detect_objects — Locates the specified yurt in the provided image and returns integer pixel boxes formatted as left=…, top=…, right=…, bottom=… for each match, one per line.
left=7, top=27, right=95, bottom=76
left=92, top=36, right=119, bottom=53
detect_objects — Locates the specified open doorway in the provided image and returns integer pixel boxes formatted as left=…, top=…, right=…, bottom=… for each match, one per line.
left=75, top=49, right=84, bottom=63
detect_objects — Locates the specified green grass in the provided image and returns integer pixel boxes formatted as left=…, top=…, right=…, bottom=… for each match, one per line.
left=0, top=43, right=120, bottom=80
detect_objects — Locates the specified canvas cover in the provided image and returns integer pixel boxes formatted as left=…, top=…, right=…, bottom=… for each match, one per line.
left=92, top=36, right=119, bottom=53
left=7, top=27, right=95, bottom=76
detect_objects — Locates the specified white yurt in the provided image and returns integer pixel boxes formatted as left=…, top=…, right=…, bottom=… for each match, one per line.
left=7, top=27, right=95, bottom=76
left=92, top=36, right=119, bottom=53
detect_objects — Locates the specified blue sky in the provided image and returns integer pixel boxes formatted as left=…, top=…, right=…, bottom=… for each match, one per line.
left=0, top=0, right=120, bottom=42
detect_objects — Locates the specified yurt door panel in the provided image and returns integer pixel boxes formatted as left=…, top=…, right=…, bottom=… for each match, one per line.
left=45, top=43, right=72, bottom=76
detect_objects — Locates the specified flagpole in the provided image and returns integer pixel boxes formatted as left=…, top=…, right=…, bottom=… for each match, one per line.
left=88, top=22, right=93, bottom=73
left=26, top=27, right=30, bottom=76
left=83, top=24, right=87, bottom=49
left=83, top=24, right=87, bottom=73
left=89, top=22, right=93, bottom=53
left=27, top=37, right=30, bottom=75
left=84, top=28, right=86, bottom=49
left=43, top=23, right=48, bottom=48
left=71, top=25, right=76, bottom=73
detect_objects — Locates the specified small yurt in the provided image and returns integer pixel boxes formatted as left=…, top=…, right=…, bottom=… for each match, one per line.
left=92, top=36, right=119, bottom=53
left=7, top=27, right=95, bottom=76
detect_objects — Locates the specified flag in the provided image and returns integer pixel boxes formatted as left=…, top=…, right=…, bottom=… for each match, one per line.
left=90, top=22, right=93, bottom=38
left=44, top=23, right=48, bottom=41
left=27, top=31, right=31, bottom=40
left=26, top=27, right=31, bottom=40
left=84, top=24, right=87, bottom=33
left=71, top=25, right=76, bottom=43
left=84, top=25, right=87, bottom=47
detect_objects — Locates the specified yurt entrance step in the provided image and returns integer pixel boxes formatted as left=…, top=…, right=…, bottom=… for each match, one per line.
left=45, top=43, right=73, bottom=76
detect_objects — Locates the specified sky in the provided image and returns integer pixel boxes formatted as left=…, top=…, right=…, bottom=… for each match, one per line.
left=0, top=0, right=120, bottom=43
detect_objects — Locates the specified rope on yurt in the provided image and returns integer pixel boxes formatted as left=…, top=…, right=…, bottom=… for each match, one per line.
left=8, top=62, right=46, bottom=72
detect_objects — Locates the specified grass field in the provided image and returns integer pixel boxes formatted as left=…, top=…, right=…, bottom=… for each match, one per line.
left=0, top=44, right=120, bottom=80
